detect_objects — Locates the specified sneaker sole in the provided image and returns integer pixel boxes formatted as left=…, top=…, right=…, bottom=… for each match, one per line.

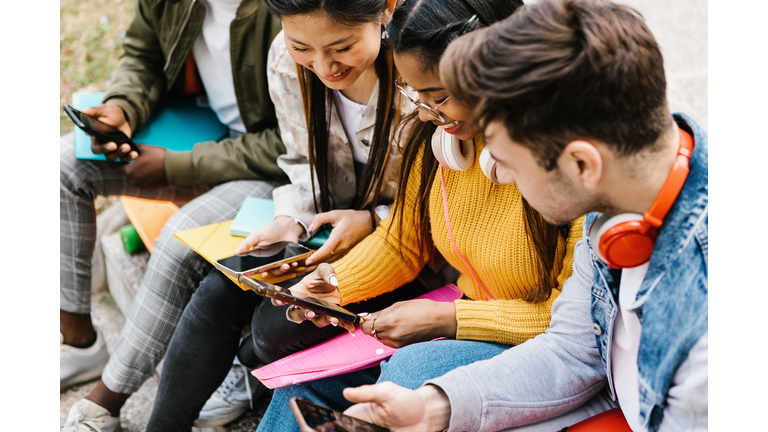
left=193, top=406, right=249, bottom=428
left=60, top=362, right=107, bottom=392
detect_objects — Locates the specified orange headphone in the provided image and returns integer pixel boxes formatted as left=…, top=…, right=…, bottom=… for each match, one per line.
left=589, top=128, right=694, bottom=269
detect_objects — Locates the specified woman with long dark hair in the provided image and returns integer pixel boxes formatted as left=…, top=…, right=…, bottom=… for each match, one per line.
left=140, top=0, right=452, bottom=430
left=254, top=0, right=586, bottom=430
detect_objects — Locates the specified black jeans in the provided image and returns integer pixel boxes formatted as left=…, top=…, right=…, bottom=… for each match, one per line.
left=145, top=269, right=427, bottom=431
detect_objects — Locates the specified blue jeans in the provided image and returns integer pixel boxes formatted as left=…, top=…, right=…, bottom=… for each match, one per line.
left=256, top=339, right=510, bottom=432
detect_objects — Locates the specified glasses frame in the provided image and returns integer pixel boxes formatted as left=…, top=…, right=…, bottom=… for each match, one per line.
left=394, top=76, right=451, bottom=122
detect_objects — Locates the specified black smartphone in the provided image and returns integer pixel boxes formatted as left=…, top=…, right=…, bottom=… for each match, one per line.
left=238, top=277, right=361, bottom=325
left=64, top=105, right=142, bottom=158
left=290, top=398, right=391, bottom=432
left=215, top=242, right=312, bottom=277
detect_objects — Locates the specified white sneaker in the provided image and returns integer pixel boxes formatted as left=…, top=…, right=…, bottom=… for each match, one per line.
left=60, top=328, right=109, bottom=391
left=193, top=363, right=266, bottom=427
left=61, top=399, right=121, bottom=432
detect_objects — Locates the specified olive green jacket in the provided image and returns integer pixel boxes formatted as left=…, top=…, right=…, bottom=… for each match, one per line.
left=103, top=0, right=287, bottom=186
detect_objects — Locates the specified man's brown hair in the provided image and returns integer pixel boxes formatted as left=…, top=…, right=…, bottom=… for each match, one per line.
left=440, top=0, right=673, bottom=170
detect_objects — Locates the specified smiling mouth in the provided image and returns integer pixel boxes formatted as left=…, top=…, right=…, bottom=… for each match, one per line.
left=323, top=68, right=352, bottom=82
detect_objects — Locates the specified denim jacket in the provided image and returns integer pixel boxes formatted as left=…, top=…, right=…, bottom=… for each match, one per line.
left=428, top=113, right=707, bottom=432
left=586, top=113, right=708, bottom=431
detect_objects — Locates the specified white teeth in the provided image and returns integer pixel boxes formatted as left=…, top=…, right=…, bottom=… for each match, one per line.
left=444, top=120, right=460, bottom=128
left=333, top=71, right=345, bottom=77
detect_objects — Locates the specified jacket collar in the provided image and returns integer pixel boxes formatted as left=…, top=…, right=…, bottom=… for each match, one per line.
left=629, top=113, right=709, bottom=310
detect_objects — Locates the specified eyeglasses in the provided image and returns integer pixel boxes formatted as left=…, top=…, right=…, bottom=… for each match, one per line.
left=394, top=76, right=451, bottom=122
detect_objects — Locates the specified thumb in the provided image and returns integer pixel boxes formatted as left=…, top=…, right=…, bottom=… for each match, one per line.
left=308, top=211, right=337, bottom=233
left=316, top=263, right=339, bottom=287
left=235, top=229, right=263, bottom=254
left=343, top=383, right=391, bottom=405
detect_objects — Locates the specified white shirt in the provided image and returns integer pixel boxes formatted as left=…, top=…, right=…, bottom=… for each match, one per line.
left=612, top=262, right=650, bottom=432
left=192, top=0, right=246, bottom=133
left=333, top=90, right=368, bottom=164
left=612, top=263, right=708, bottom=432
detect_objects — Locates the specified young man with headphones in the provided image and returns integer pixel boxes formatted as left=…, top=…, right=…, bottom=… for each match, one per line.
left=337, top=1, right=707, bottom=431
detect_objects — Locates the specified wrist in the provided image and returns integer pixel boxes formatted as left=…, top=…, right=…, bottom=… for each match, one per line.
left=275, top=215, right=307, bottom=240
left=434, top=301, right=458, bottom=338
left=416, top=385, right=451, bottom=432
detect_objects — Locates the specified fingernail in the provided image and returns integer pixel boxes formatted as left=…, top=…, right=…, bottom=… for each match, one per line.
left=331, top=322, right=337, bottom=327
left=350, top=331, right=355, bottom=337
left=357, top=312, right=369, bottom=317
left=305, top=311, right=315, bottom=318
left=276, top=300, right=283, bottom=306
left=308, top=224, right=316, bottom=232
left=329, top=275, right=339, bottom=286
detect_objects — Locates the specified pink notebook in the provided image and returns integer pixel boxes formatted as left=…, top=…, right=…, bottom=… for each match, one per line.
left=252, top=284, right=463, bottom=389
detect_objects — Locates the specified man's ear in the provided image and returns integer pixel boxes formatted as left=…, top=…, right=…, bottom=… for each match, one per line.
left=558, top=140, right=603, bottom=190
left=380, top=0, right=396, bottom=25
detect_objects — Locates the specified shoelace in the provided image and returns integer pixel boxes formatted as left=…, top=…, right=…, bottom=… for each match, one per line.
left=216, top=364, right=253, bottom=409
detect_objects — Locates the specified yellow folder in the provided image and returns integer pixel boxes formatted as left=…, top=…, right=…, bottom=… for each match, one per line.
left=173, top=220, right=303, bottom=291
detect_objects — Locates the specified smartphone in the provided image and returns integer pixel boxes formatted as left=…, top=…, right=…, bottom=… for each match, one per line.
left=300, top=224, right=333, bottom=249
left=238, top=277, right=361, bottom=325
left=290, top=398, right=391, bottom=432
left=215, top=241, right=312, bottom=277
left=64, top=105, right=142, bottom=158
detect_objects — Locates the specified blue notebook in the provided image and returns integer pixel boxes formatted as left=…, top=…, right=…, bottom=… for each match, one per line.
left=72, top=92, right=229, bottom=160
left=230, top=197, right=276, bottom=237
left=229, top=196, right=331, bottom=248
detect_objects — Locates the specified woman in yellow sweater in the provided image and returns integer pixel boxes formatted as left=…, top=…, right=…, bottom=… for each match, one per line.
left=255, top=0, right=584, bottom=430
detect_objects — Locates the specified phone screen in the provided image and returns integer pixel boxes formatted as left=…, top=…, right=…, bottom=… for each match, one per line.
left=292, top=398, right=391, bottom=432
left=217, top=242, right=310, bottom=273
left=65, top=105, right=130, bottom=144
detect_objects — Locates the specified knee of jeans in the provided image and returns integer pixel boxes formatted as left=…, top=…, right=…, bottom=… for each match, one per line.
left=377, top=343, right=431, bottom=389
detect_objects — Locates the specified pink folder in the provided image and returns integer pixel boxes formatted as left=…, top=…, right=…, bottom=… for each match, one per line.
left=252, top=284, right=463, bottom=389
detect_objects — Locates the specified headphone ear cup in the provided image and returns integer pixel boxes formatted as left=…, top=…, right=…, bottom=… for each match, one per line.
left=431, top=126, right=451, bottom=168
left=431, top=126, right=474, bottom=171
left=479, top=146, right=500, bottom=184
left=589, top=214, right=611, bottom=264
left=591, top=213, right=655, bottom=268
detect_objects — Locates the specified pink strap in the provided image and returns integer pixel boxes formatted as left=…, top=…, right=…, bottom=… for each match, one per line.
left=440, top=167, right=494, bottom=301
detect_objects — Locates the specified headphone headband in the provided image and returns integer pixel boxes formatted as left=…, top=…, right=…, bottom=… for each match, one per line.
left=643, top=128, right=694, bottom=228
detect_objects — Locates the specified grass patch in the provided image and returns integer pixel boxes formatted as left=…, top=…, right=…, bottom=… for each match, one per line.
left=60, top=0, right=137, bottom=135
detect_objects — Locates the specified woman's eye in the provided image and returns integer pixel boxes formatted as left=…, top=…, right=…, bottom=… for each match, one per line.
left=434, top=97, right=448, bottom=104
left=291, top=45, right=308, bottom=52
left=335, top=46, right=352, bottom=54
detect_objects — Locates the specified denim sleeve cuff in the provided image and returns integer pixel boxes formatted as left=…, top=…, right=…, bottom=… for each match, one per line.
left=425, top=369, right=483, bottom=432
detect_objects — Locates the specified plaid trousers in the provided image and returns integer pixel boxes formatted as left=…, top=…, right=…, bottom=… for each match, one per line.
left=60, top=133, right=282, bottom=393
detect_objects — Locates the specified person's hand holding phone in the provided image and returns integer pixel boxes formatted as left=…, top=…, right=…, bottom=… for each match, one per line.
left=357, top=299, right=457, bottom=348
left=82, top=104, right=136, bottom=161
left=276, top=263, right=356, bottom=334
left=117, top=144, right=170, bottom=190
left=342, top=382, right=451, bottom=432
left=299, top=209, right=375, bottom=275
left=236, top=217, right=307, bottom=276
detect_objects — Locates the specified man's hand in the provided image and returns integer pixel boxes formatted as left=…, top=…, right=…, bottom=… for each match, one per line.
left=343, top=383, right=451, bottom=432
left=117, top=144, right=169, bottom=190
left=82, top=104, right=137, bottom=161
left=358, top=299, right=457, bottom=348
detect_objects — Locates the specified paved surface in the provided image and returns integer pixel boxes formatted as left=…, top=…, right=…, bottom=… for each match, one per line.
left=60, top=0, right=707, bottom=430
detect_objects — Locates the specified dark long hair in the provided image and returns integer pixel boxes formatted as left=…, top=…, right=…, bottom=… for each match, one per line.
left=388, top=0, right=566, bottom=303
left=264, top=0, right=400, bottom=214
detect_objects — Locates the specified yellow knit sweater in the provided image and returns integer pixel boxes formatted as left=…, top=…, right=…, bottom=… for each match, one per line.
left=332, top=138, right=584, bottom=345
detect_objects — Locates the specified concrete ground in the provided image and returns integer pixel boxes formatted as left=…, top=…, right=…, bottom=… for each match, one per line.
left=60, top=0, right=707, bottom=430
